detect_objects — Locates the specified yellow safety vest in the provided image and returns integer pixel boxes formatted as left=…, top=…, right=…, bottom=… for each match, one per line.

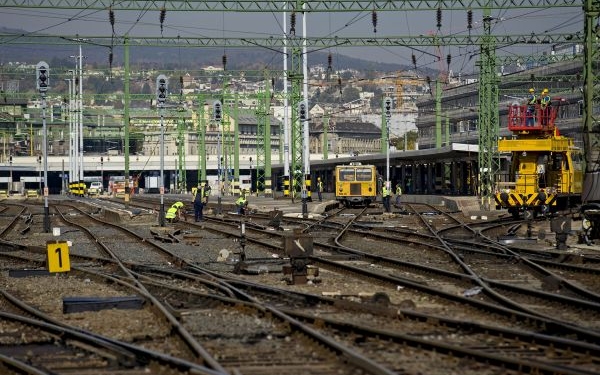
left=165, top=206, right=178, bottom=219
left=236, top=196, right=247, bottom=206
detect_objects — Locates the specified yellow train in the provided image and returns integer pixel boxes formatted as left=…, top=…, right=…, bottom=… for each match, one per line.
left=495, top=102, right=582, bottom=218
left=335, top=163, right=379, bottom=207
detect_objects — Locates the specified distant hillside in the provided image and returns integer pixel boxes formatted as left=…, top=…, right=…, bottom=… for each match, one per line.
left=0, top=27, right=429, bottom=75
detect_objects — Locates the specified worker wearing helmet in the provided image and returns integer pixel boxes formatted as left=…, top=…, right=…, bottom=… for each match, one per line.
left=526, top=88, right=536, bottom=126
left=540, top=88, right=551, bottom=126
left=316, top=177, right=324, bottom=202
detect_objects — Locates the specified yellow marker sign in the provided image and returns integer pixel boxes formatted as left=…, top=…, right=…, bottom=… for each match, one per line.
left=46, top=241, right=71, bottom=273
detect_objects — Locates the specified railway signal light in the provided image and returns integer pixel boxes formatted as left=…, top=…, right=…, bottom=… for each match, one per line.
left=298, top=101, right=307, bottom=121
left=156, top=74, right=168, bottom=105
left=384, top=97, right=392, bottom=120
left=213, top=100, right=222, bottom=122
left=36, top=61, right=49, bottom=93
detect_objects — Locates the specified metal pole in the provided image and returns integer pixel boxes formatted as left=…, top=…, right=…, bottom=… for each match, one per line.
left=73, top=66, right=79, bottom=188
left=9, top=157, right=12, bottom=193
left=42, top=95, right=50, bottom=233
left=386, top=115, right=390, bottom=186
left=78, top=45, right=84, bottom=183
left=61, top=159, right=65, bottom=194
left=384, top=97, right=392, bottom=192
left=217, top=130, right=222, bottom=214
left=282, top=3, right=290, bottom=193
left=65, top=77, right=72, bottom=187
left=301, top=3, right=310, bottom=194
left=38, top=157, right=41, bottom=194
left=159, top=107, right=165, bottom=227
left=123, top=36, right=131, bottom=206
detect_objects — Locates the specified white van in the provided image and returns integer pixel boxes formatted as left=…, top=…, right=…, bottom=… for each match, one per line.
left=87, top=181, right=103, bottom=195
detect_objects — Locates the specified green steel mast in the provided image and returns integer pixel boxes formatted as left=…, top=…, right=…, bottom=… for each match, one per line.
left=176, top=116, right=186, bottom=192
left=233, top=92, right=240, bottom=195
left=477, top=5, right=500, bottom=210
left=255, top=71, right=272, bottom=195
left=197, top=94, right=207, bottom=183
left=322, top=113, right=329, bottom=160
left=289, top=9, right=304, bottom=200
left=435, top=79, right=442, bottom=148
left=123, top=36, right=131, bottom=204
left=581, top=0, right=600, bottom=238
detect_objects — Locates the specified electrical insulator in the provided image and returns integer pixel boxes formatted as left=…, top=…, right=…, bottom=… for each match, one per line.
left=446, top=54, right=451, bottom=68
left=372, top=10, right=378, bottom=33
left=108, top=49, right=113, bottom=68
left=271, top=77, right=275, bottom=88
left=290, top=12, right=296, bottom=35
left=156, top=75, right=168, bottom=105
left=179, top=76, right=183, bottom=86
left=109, top=6, right=115, bottom=32
left=159, top=7, right=166, bottom=35
left=222, top=54, right=227, bottom=70
left=337, top=77, right=342, bottom=95
left=530, top=73, right=535, bottom=81
left=298, top=101, right=307, bottom=121
left=213, top=100, right=222, bottom=122
left=467, top=9, right=473, bottom=30
left=436, top=7, right=442, bottom=30
left=36, top=61, right=49, bottom=93
left=426, top=76, right=431, bottom=86
left=412, top=54, right=417, bottom=69
left=327, top=53, right=332, bottom=69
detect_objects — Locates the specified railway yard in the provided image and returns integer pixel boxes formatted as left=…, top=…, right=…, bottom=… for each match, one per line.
left=1, top=195, right=600, bottom=375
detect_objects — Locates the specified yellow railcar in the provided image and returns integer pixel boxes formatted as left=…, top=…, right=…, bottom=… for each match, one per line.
left=495, top=102, right=582, bottom=218
left=335, top=163, right=379, bottom=207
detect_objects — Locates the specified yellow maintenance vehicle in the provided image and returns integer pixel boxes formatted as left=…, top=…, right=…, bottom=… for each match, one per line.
left=495, top=99, right=583, bottom=219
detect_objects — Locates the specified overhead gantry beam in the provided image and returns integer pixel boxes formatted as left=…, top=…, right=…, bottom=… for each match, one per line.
left=0, top=0, right=581, bottom=11
left=0, top=33, right=583, bottom=48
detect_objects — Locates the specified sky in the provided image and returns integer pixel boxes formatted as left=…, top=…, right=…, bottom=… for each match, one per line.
left=0, top=4, right=584, bottom=77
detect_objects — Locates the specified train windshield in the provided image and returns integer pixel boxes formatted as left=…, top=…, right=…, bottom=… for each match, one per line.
left=356, top=168, right=373, bottom=181
left=339, top=169, right=355, bottom=181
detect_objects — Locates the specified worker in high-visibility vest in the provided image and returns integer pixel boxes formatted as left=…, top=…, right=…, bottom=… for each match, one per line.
left=316, top=177, right=324, bottom=202
left=526, top=88, right=537, bottom=127
left=382, top=184, right=391, bottom=213
left=236, top=190, right=249, bottom=215
left=395, top=183, right=402, bottom=208
left=166, top=201, right=185, bottom=223
left=192, top=184, right=210, bottom=222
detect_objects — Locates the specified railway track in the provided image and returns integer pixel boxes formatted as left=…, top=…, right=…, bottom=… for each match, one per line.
left=2, top=197, right=600, bottom=374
